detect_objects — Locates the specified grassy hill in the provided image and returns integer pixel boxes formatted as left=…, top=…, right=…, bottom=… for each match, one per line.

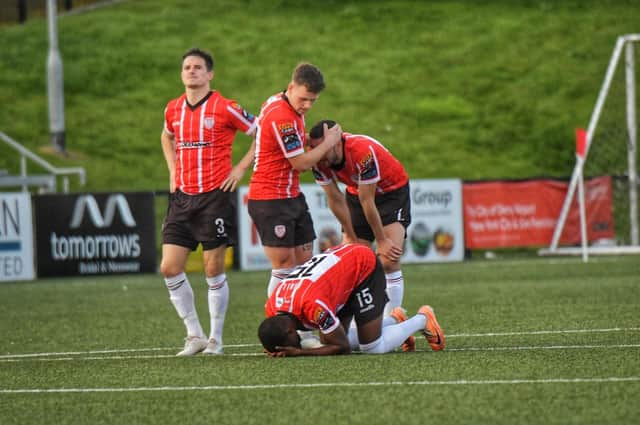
left=0, top=0, right=638, bottom=192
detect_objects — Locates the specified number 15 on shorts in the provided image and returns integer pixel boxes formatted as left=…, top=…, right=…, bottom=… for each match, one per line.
left=356, top=288, right=374, bottom=313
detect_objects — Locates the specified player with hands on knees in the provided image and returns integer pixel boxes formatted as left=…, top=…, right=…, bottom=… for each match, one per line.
left=308, top=120, right=412, bottom=317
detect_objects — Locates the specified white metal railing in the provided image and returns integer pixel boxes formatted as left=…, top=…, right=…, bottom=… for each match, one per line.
left=0, top=130, right=85, bottom=193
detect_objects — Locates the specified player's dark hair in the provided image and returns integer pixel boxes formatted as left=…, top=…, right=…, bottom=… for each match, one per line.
left=309, top=119, right=337, bottom=140
left=292, top=63, right=325, bottom=93
left=258, top=315, right=299, bottom=353
left=183, top=48, right=214, bottom=71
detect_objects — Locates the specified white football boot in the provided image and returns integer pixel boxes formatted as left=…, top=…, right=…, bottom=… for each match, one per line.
left=203, top=338, right=224, bottom=355
left=176, top=336, right=208, bottom=356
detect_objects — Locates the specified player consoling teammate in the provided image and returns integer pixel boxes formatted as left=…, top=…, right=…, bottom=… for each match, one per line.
left=258, top=244, right=445, bottom=356
left=247, top=63, right=342, bottom=297
left=158, top=49, right=445, bottom=357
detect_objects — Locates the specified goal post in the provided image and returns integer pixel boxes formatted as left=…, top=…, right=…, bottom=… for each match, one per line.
left=541, top=34, right=640, bottom=261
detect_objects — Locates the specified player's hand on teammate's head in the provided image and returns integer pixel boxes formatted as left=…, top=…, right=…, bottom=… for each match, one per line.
left=324, top=122, right=342, bottom=148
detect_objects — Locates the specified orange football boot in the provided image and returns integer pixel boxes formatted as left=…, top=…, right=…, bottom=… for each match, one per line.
left=418, top=305, right=445, bottom=351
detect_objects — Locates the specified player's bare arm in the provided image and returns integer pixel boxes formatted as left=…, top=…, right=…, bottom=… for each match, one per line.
left=323, top=181, right=358, bottom=243
left=358, top=183, right=402, bottom=262
left=288, top=123, right=342, bottom=171
left=221, top=139, right=256, bottom=192
left=271, top=326, right=351, bottom=357
left=160, top=130, right=177, bottom=193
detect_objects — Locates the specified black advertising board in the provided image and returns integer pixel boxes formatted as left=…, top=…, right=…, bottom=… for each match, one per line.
left=34, top=192, right=156, bottom=277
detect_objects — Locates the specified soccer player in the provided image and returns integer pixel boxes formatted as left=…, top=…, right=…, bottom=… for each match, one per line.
left=247, top=63, right=342, bottom=297
left=258, top=244, right=445, bottom=356
left=160, top=48, right=257, bottom=356
left=308, top=120, right=411, bottom=316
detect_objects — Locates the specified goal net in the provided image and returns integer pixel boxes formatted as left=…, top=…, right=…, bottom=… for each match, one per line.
left=542, top=34, right=640, bottom=259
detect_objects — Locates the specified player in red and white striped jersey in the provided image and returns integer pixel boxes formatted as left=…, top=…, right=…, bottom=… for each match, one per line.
left=160, top=48, right=256, bottom=356
left=308, top=120, right=411, bottom=317
left=258, top=244, right=445, bottom=356
left=247, top=63, right=342, bottom=297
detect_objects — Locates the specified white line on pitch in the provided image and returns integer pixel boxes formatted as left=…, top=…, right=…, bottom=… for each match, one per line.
left=449, top=327, right=640, bottom=338
left=1, top=327, right=638, bottom=360
left=0, top=343, right=638, bottom=363
left=1, top=376, right=639, bottom=394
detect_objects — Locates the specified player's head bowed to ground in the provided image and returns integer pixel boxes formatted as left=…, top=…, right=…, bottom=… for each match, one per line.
left=258, top=244, right=445, bottom=357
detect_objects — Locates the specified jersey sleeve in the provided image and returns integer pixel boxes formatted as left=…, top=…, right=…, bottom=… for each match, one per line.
left=163, top=104, right=175, bottom=135
left=312, top=165, right=333, bottom=185
left=356, top=145, right=381, bottom=185
left=270, top=120, right=305, bottom=158
left=307, top=299, right=340, bottom=334
left=225, top=100, right=257, bottom=135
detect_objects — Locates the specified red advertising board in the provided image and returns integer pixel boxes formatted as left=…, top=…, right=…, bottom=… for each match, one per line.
left=463, top=177, right=614, bottom=249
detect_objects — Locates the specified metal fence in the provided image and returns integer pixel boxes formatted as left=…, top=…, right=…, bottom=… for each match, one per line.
left=0, top=0, right=103, bottom=24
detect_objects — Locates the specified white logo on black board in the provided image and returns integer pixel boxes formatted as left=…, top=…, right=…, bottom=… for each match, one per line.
left=70, top=194, right=136, bottom=229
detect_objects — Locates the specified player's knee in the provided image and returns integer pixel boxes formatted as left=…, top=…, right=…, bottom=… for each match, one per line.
left=359, top=336, right=386, bottom=354
left=203, top=260, right=224, bottom=277
left=159, top=261, right=183, bottom=278
left=379, top=256, right=401, bottom=272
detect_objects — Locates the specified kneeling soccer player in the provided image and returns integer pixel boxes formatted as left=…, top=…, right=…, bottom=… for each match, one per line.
left=258, top=244, right=445, bottom=356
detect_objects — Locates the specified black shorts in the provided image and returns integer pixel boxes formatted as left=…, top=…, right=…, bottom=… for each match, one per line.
left=247, top=193, right=316, bottom=247
left=162, top=189, right=236, bottom=251
left=338, top=259, right=388, bottom=326
left=345, top=184, right=412, bottom=242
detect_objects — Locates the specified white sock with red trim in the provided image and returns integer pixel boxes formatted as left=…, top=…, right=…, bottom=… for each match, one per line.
left=165, top=272, right=204, bottom=338
left=384, top=270, right=404, bottom=316
left=267, top=268, right=293, bottom=297
left=207, top=273, right=229, bottom=344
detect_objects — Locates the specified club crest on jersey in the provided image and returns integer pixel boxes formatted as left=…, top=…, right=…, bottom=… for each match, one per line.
left=204, top=117, right=214, bottom=129
left=274, top=225, right=286, bottom=238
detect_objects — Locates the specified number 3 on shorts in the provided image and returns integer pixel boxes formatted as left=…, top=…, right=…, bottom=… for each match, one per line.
left=215, top=218, right=225, bottom=235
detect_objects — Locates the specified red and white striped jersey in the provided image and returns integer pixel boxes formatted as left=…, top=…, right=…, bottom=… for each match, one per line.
left=248, top=92, right=306, bottom=200
left=164, top=91, right=256, bottom=194
left=264, top=244, right=377, bottom=334
left=312, top=133, right=408, bottom=196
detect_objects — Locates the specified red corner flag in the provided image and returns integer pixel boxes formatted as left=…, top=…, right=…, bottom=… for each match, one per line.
left=576, top=128, right=587, bottom=159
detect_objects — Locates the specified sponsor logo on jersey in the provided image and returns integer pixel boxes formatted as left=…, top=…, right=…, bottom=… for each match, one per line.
left=180, top=141, right=210, bottom=148
left=359, top=152, right=378, bottom=180
left=242, top=109, right=255, bottom=121
left=274, top=225, right=286, bottom=238
left=283, top=134, right=302, bottom=152
left=278, top=122, right=296, bottom=135
left=313, top=306, right=335, bottom=331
